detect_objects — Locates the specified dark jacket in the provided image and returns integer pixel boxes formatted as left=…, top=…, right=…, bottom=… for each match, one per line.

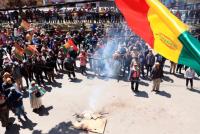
left=146, top=54, right=155, bottom=66
left=2, top=83, right=13, bottom=97
left=151, top=67, right=163, bottom=79
left=64, top=57, right=74, bottom=72
left=7, top=90, right=23, bottom=108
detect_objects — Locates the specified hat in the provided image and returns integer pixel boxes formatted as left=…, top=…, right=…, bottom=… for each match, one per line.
left=31, top=81, right=36, bottom=85
left=3, top=72, right=11, bottom=77
left=155, top=62, right=160, bottom=65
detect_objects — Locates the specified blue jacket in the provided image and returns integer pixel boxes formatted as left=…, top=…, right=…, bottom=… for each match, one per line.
left=8, top=90, right=23, bottom=108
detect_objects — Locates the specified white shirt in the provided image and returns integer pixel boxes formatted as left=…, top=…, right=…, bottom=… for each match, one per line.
left=185, top=68, right=195, bottom=79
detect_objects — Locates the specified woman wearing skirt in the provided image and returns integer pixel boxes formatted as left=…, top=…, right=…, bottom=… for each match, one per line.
left=29, top=81, right=46, bottom=112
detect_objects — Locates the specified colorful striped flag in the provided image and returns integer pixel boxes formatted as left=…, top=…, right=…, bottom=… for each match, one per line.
left=63, top=39, right=78, bottom=53
left=115, top=0, right=200, bottom=75
left=21, top=20, right=30, bottom=30
left=25, top=45, right=38, bottom=56
left=14, top=43, right=24, bottom=61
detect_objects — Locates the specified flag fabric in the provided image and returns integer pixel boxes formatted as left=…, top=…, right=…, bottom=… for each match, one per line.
left=25, top=45, right=38, bottom=56
left=115, top=0, right=200, bottom=75
left=14, top=43, right=24, bottom=61
left=63, top=39, right=79, bottom=53
left=21, top=20, right=30, bottom=30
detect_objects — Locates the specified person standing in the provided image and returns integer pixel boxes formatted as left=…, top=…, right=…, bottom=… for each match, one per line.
left=20, top=61, right=29, bottom=89
left=170, top=61, right=176, bottom=74
left=12, top=62, right=23, bottom=91
left=151, top=62, right=163, bottom=92
left=0, top=91, right=10, bottom=130
left=57, top=49, right=65, bottom=70
left=45, top=56, right=55, bottom=83
left=155, top=54, right=166, bottom=70
left=64, top=55, right=76, bottom=80
left=33, top=56, right=45, bottom=85
left=78, top=50, right=87, bottom=75
left=29, top=81, right=46, bottom=112
left=176, top=64, right=183, bottom=74
left=146, top=50, right=155, bottom=77
left=138, top=52, right=146, bottom=77
left=87, top=47, right=94, bottom=71
left=130, top=63, right=140, bottom=92
left=7, top=88, right=28, bottom=121
left=185, top=67, right=195, bottom=89
left=123, top=51, right=132, bottom=78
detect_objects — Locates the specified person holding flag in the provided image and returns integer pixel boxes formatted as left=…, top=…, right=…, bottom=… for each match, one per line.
left=115, top=0, right=200, bottom=76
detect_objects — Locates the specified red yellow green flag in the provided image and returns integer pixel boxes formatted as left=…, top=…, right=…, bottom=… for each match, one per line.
left=14, top=43, right=24, bottom=61
left=21, top=20, right=30, bottom=30
left=63, top=39, right=79, bottom=53
left=25, top=45, right=38, bottom=56
left=115, top=0, right=200, bottom=75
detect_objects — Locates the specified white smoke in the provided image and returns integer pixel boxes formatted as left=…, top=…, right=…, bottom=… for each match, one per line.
left=88, top=86, right=105, bottom=111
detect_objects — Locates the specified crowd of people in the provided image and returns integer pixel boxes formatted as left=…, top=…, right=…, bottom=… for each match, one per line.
left=0, top=7, right=198, bottom=130
left=0, top=7, right=123, bottom=24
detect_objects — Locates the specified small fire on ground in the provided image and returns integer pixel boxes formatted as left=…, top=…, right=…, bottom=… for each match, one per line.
left=72, top=111, right=108, bottom=134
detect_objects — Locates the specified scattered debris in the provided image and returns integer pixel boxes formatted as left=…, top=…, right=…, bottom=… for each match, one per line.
left=72, top=111, right=108, bottom=134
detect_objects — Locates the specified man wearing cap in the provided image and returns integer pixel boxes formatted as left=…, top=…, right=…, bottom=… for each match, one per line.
left=151, top=62, right=163, bottom=92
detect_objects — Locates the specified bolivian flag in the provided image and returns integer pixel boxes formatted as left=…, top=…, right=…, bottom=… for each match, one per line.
left=63, top=39, right=78, bottom=53
left=25, top=45, right=38, bottom=56
left=115, top=0, right=200, bottom=75
left=14, top=43, right=24, bottom=61
left=21, top=20, right=30, bottom=30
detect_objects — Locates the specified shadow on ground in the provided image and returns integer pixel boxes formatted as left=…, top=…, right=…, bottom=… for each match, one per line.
left=162, top=75, right=174, bottom=83
left=32, top=121, right=87, bottom=134
left=33, top=106, right=53, bottom=116
left=139, top=81, right=149, bottom=86
left=70, top=78, right=83, bottom=83
left=188, top=88, right=200, bottom=94
left=133, top=90, right=149, bottom=98
left=5, top=117, right=37, bottom=134
left=156, top=90, right=171, bottom=98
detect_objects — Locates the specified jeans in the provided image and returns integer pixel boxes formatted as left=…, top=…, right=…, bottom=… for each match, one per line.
left=15, top=105, right=26, bottom=118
